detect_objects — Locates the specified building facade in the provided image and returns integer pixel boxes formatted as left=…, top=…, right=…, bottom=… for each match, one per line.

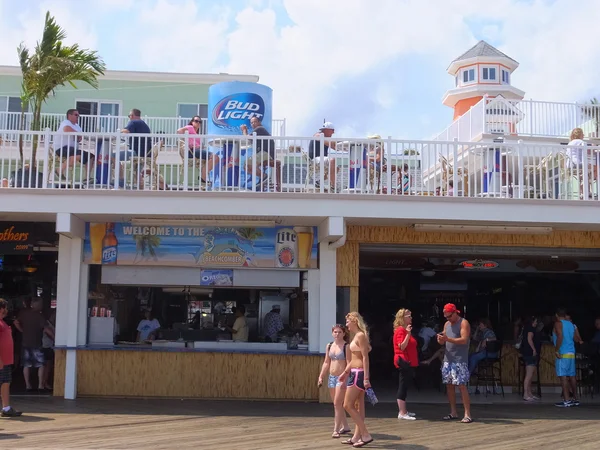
left=1, top=42, right=600, bottom=403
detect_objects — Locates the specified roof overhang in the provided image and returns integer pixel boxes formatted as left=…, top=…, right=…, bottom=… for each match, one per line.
left=442, top=85, right=526, bottom=108
left=0, top=65, right=260, bottom=84
left=447, top=57, right=519, bottom=75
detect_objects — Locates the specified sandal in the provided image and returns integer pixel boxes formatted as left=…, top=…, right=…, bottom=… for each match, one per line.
left=332, top=432, right=341, bottom=438
left=342, top=438, right=357, bottom=445
left=442, top=414, right=458, bottom=420
left=460, top=417, right=473, bottom=423
left=353, top=439, right=374, bottom=448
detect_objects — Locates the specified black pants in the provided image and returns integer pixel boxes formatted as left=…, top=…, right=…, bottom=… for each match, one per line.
left=397, top=358, right=414, bottom=401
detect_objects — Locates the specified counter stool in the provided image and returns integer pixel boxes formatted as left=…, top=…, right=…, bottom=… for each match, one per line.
left=473, top=340, right=505, bottom=397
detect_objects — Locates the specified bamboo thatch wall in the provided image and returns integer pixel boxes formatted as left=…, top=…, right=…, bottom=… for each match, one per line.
left=338, top=225, right=600, bottom=291
left=53, top=349, right=322, bottom=400
left=53, top=349, right=66, bottom=397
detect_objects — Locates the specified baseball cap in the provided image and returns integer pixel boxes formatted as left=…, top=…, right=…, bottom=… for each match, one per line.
left=320, top=121, right=335, bottom=130
left=443, top=303, right=460, bottom=314
left=272, top=304, right=281, bottom=310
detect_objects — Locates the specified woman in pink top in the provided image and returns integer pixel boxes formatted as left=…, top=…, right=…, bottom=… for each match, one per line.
left=177, top=116, right=219, bottom=184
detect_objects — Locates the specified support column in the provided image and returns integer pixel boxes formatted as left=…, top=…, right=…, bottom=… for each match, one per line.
left=55, top=213, right=87, bottom=400
left=318, top=241, right=337, bottom=353
left=307, top=269, right=320, bottom=353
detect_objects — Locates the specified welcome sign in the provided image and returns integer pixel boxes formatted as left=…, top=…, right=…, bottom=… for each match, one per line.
left=83, top=223, right=318, bottom=270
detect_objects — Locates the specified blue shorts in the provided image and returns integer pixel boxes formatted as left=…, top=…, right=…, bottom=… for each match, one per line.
left=328, top=374, right=342, bottom=388
left=556, top=356, right=576, bottom=377
left=441, top=361, right=470, bottom=385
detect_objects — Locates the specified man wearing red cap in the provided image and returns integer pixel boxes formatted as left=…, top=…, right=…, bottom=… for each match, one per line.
left=437, top=303, right=472, bottom=423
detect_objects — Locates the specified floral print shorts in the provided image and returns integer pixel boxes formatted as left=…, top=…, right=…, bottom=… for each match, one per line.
left=441, top=361, right=470, bottom=385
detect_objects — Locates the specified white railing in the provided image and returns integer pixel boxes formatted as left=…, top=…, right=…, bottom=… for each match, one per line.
left=0, top=112, right=287, bottom=139
left=432, top=98, right=600, bottom=142
left=1, top=128, right=599, bottom=201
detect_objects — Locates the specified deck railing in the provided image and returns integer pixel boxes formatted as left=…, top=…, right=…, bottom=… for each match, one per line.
left=432, top=98, right=600, bottom=143
left=0, top=112, right=287, bottom=139
left=1, top=129, right=598, bottom=201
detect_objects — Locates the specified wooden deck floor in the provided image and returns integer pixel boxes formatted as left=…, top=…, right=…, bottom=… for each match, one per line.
left=1, top=397, right=599, bottom=449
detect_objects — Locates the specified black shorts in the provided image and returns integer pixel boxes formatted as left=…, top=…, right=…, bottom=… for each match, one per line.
left=0, top=365, right=12, bottom=385
left=522, top=355, right=538, bottom=366
left=347, top=368, right=365, bottom=391
left=55, top=146, right=91, bottom=165
left=188, top=148, right=210, bottom=160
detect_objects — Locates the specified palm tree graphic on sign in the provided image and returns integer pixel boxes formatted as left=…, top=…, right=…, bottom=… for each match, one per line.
left=133, top=234, right=161, bottom=263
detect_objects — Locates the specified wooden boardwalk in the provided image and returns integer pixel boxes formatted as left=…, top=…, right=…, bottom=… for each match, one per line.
left=1, top=397, right=599, bottom=449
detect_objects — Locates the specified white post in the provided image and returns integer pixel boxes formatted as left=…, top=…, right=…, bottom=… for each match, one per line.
left=55, top=233, right=86, bottom=400
left=307, top=269, right=320, bottom=353
left=318, top=241, right=337, bottom=352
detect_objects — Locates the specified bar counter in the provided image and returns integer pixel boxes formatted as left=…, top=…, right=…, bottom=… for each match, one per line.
left=53, top=344, right=323, bottom=401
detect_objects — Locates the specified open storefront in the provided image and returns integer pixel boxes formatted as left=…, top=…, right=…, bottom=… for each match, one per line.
left=53, top=221, right=332, bottom=400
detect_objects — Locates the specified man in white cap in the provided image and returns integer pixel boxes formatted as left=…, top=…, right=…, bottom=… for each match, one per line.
left=308, top=122, right=337, bottom=191
left=263, top=305, right=284, bottom=342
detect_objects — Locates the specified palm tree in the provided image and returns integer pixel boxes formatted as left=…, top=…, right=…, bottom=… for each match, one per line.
left=17, top=11, right=105, bottom=178
left=236, top=227, right=264, bottom=246
left=581, top=97, right=600, bottom=137
left=133, top=234, right=161, bottom=262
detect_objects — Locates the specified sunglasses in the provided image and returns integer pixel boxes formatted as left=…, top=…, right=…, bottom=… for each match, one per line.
left=444, top=312, right=456, bottom=319
left=192, top=119, right=201, bottom=123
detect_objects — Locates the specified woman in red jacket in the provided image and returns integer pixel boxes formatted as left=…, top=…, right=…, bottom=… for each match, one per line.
left=393, top=308, right=419, bottom=420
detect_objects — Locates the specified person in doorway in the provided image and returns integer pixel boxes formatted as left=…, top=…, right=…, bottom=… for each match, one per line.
left=592, top=317, right=600, bottom=344
left=317, top=324, right=350, bottom=438
left=418, top=319, right=437, bottom=354
left=553, top=308, right=579, bottom=407
left=520, top=316, right=542, bottom=402
left=263, top=305, right=284, bottom=342
left=137, top=309, right=160, bottom=342
left=393, top=308, right=418, bottom=421
left=0, top=298, right=22, bottom=417
left=437, top=303, right=472, bottom=423
left=338, top=312, right=373, bottom=448
left=468, top=318, right=497, bottom=376
left=41, top=311, right=56, bottom=391
left=14, top=298, right=49, bottom=392
left=224, top=306, right=249, bottom=342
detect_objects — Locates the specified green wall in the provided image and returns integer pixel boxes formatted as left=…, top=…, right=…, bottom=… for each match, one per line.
left=0, top=74, right=210, bottom=117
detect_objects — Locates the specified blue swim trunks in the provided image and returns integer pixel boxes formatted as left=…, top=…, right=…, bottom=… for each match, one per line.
left=555, top=355, right=576, bottom=377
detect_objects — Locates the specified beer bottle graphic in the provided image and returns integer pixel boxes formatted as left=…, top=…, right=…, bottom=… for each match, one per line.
left=275, top=228, right=298, bottom=268
left=101, top=223, right=118, bottom=265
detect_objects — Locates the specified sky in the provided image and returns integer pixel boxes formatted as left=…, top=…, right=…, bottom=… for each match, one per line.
left=1, top=0, right=600, bottom=139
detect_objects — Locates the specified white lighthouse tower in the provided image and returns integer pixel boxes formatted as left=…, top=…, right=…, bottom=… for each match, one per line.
left=443, top=40, right=525, bottom=126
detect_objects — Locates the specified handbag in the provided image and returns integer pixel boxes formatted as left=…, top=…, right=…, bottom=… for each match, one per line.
left=514, top=327, right=523, bottom=350
left=365, top=387, right=378, bottom=406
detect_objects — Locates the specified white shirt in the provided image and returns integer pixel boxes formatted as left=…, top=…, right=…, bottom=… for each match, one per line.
left=54, top=119, right=82, bottom=150
left=566, top=139, right=586, bottom=166
left=232, top=316, right=249, bottom=342
left=137, top=319, right=160, bottom=340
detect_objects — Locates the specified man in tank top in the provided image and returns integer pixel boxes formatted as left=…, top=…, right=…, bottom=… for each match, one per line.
left=437, top=303, right=472, bottom=423
left=553, top=308, right=579, bottom=407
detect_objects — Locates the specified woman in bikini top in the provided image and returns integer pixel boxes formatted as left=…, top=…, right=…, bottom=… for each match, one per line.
left=338, top=312, right=373, bottom=448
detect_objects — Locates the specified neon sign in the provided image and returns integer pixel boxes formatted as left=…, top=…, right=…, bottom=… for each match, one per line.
left=460, top=259, right=499, bottom=270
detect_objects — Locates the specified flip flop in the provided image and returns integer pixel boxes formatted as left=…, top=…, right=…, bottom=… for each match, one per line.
left=332, top=432, right=341, bottom=438
left=353, top=439, right=374, bottom=448
left=342, top=438, right=357, bottom=445
left=442, top=414, right=458, bottom=420
left=460, top=417, right=473, bottom=423
left=339, top=429, right=352, bottom=435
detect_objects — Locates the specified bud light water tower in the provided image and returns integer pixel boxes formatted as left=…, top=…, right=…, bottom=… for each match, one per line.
left=208, top=82, right=273, bottom=188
